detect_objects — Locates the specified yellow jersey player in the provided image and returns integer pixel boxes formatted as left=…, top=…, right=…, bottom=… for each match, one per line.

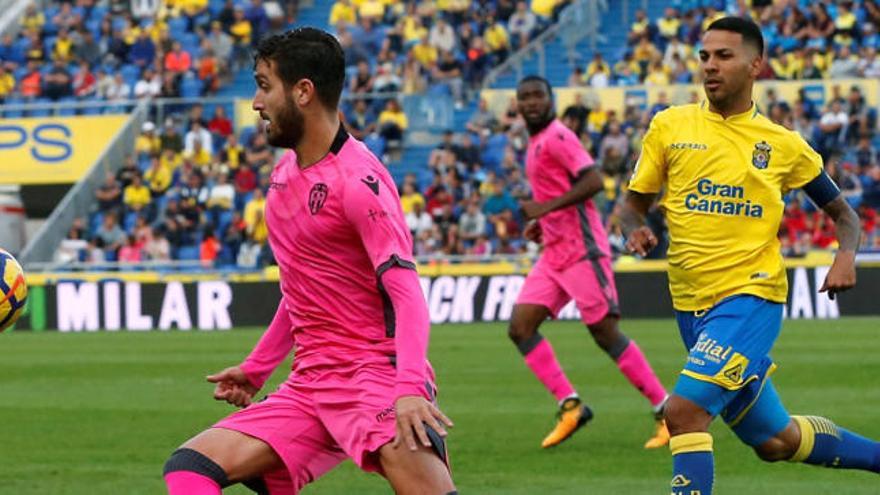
left=622, top=17, right=880, bottom=495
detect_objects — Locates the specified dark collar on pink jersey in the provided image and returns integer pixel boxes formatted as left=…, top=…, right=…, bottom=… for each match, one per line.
left=330, top=124, right=349, bottom=155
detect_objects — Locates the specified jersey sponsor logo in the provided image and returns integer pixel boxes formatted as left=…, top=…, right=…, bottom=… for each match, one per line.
left=669, top=142, right=708, bottom=151
left=361, top=175, right=380, bottom=195
left=752, top=141, right=772, bottom=169
left=308, top=183, right=329, bottom=215
left=268, top=181, right=286, bottom=190
left=684, top=178, right=764, bottom=218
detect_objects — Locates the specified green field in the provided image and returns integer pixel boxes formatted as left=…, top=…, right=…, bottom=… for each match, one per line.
left=1, top=318, right=879, bottom=494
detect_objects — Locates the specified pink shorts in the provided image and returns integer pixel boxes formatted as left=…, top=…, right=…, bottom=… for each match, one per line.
left=214, top=362, right=441, bottom=494
left=516, top=256, right=620, bottom=325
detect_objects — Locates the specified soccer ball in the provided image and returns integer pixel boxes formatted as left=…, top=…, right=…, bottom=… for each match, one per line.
left=0, top=248, right=27, bottom=332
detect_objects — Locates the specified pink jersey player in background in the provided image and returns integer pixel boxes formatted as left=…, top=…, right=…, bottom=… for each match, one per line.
left=162, top=28, right=457, bottom=495
left=508, top=76, right=670, bottom=450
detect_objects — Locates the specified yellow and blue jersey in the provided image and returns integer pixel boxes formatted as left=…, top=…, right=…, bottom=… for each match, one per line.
left=629, top=102, right=823, bottom=311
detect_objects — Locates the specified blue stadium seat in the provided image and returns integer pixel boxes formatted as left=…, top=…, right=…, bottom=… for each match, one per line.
left=89, top=5, right=108, bottom=21
left=167, top=17, right=189, bottom=37
left=90, top=212, right=105, bottom=235
left=364, top=135, right=386, bottom=157
left=180, top=75, right=203, bottom=98
left=120, top=64, right=141, bottom=86
left=123, top=211, right=139, bottom=232
left=177, top=245, right=200, bottom=261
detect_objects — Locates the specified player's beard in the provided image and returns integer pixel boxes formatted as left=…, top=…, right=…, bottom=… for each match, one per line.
left=525, top=106, right=555, bottom=135
left=267, top=95, right=305, bottom=149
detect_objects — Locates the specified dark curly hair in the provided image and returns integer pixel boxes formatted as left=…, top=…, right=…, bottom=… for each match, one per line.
left=254, top=27, right=346, bottom=109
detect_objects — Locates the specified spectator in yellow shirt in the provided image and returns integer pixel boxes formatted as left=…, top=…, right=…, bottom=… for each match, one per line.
left=657, top=7, right=680, bottom=43
left=0, top=65, right=15, bottom=103
left=358, top=0, right=385, bottom=21
left=628, top=9, right=650, bottom=45
left=587, top=104, right=607, bottom=134
left=329, top=0, right=356, bottom=26
left=530, top=0, right=557, bottom=19
left=144, top=156, right=172, bottom=197
left=399, top=182, right=425, bottom=214
left=53, top=29, right=74, bottom=62
left=123, top=175, right=152, bottom=214
left=186, top=139, right=213, bottom=168
left=135, top=121, right=162, bottom=157
left=484, top=16, right=510, bottom=62
left=244, top=187, right=267, bottom=243
left=20, top=4, right=44, bottom=33
left=644, top=61, right=670, bottom=86
left=378, top=98, right=408, bottom=143
left=411, top=33, right=438, bottom=68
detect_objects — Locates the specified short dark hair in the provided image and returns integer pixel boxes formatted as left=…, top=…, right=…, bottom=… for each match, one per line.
left=254, top=28, right=345, bottom=109
left=706, top=16, right=764, bottom=56
left=517, top=75, right=553, bottom=98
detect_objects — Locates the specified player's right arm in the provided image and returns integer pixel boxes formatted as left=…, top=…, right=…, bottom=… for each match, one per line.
left=207, top=300, right=294, bottom=407
left=622, top=112, right=668, bottom=256
left=621, top=191, right=659, bottom=257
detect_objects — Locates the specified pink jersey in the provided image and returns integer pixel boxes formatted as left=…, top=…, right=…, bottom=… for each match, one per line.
left=250, top=126, right=427, bottom=389
left=525, top=119, right=610, bottom=269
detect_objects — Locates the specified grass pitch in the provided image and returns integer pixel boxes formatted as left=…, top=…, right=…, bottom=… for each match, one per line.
left=1, top=318, right=878, bottom=494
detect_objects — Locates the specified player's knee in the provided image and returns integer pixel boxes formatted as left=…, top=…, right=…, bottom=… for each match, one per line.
left=507, top=320, right=535, bottom=345
left=753, top=421, right=800, bottom=462
left=753, top=437, right=797, bottom=462
left=663, top=395, right=712, bottom=436
left=163, top=448, right=231, bottom=487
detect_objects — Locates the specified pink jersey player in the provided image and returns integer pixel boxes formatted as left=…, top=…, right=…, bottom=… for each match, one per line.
left=163, top=28, right=456, bottom=495
left=507, top=76, right=669, bottom=450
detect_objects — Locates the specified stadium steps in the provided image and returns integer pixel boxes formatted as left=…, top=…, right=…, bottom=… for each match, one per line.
left=489, top=0, right=677, bottom=88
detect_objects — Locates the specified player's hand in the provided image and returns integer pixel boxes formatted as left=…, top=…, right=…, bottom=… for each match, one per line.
left=392, top=395, right=454, bottom=452
left=625, top=226, right=658, bottom=257
left=524, top=220, right=543, bottom=244
left=520, top=200, right=549, bottom=221
left=819, top=250, right=856, bottom=300
left=206, top=366, right=258, bottom=408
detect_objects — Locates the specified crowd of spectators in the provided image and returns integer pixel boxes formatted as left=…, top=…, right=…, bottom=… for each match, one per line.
left=0, top=0, right=298, bottom=108
left=43, top=0, right=880, bottom=267
left=568, top=1, right=880, bottom=89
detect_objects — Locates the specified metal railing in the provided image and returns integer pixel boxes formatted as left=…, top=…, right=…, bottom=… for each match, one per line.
left=481, top=0, right=608, bottom=88
left=19, top=100, right=150, bottom=265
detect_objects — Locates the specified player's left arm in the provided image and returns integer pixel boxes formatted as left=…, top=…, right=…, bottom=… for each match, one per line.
left=343, top=171, right=453, bottom=451
left=520, top=167, right=603, bottom=220
left=791, top=138, right=860, bottom=299
left=803, top=172, right=861, bottom=299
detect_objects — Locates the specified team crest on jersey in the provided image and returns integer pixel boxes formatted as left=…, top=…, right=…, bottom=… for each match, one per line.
left=752, top=141, right=772, bottom=170
left=309, top=183, right=328, bottom=214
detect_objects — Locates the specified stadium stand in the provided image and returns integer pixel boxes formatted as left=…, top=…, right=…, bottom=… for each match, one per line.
left=4, top=0, right=879, bottom=269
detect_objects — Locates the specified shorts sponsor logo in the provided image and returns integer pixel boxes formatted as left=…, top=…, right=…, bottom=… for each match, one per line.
left=691, top=335, right=732, bottom=364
